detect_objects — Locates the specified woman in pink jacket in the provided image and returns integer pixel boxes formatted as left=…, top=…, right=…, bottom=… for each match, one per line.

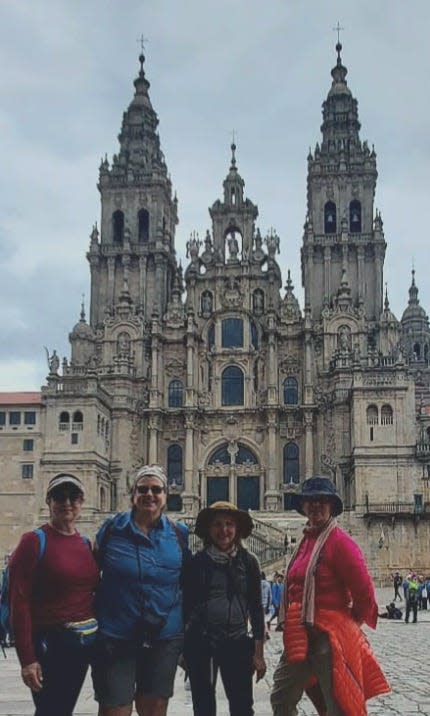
left=270, top=477, right=389, bottom=716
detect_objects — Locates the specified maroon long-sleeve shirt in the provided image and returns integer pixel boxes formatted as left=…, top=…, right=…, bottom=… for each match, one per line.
left=9, top=524, right=99, bottom=667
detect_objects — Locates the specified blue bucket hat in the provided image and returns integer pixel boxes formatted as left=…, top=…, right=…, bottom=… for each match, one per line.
left=291, top=477, right=343, bottom=517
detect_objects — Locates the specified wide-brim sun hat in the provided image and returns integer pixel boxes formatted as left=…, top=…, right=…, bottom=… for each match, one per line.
left=290, top=476, right=343, bottom=517
left=195, top=501, right=254, bottom=539
left=46, top=473, right=84, bottom=498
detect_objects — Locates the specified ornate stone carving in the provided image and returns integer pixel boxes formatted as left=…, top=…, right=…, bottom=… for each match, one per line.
left=279, top=356, right=300, bottom=374
left=221, top=277, right=243, bottom=309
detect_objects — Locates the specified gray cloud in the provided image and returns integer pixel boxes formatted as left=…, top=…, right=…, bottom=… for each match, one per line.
left=1, top=0, right=429, bottom=388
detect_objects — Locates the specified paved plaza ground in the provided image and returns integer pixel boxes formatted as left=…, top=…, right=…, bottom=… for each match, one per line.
left=1, top=588, right=429, bottom=715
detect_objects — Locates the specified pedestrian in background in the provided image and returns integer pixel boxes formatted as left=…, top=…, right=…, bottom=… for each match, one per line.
left=405, top=574, right=419, bottom=623
left=267, top=573, right=284, bottom=631
left=392, top=571, right=402, bottom=601
left=261, top=572, right=272, bottom=640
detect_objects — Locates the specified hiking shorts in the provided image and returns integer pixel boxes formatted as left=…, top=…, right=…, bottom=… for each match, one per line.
left=92, top=634, right=183, bottom=706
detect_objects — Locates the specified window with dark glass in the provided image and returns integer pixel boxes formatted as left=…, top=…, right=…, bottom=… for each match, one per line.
left=112, top=210, right=124, bottom=244
left=71, top=433, right=78, bottom=445
left=24, top=411, right=36, bottom=425
left=168, top=380, right=184, bottom=408
left=236, top=446, right=258, bottom=464
left=72, top=411, right=84, bottom=431
left=349, top=200, right=362, bottom=233
left=23, top=439, right=34, bottom=451
left=167, top=444, right=183, bottom=485
left=222, top=318, right=243, bottom=348
left=22, top=464, right=34, bottom=479
left=209, top=445, right=231, bottom=464
left=283, top=443, right=299, bottom=484
left=381, top=404, right=393, bottom=426
left=284, top=377, right=298, bottom=405
left=59, top=411, right=70, bottom=430
left=324, top=201, right=337, bottom=234
left=138, top=208, right=150, bottom=242
left=0, top=412, right=5, bottom=426
left=9, top=411, right=21, bottom=426
left=222, top=366, right=244, bottom=406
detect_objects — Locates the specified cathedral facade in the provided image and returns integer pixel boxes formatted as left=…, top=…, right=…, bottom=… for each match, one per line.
left=1, top=44, right=430, bottom=577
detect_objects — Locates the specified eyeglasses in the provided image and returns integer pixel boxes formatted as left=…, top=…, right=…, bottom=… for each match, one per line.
left=50, top=489, right=83, bottom=503
left=135, top=485, right=165, bottom=495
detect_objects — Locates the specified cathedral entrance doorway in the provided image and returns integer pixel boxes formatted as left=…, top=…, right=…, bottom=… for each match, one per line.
left=207, top=476, right=229, bottom=505
left=237, top=475, right=259, bottom=510
left=205, top=442, right=260, bottom=509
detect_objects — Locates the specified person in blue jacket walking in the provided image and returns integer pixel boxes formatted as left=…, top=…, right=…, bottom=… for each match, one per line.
left=93, top=464, right=190, bottom=716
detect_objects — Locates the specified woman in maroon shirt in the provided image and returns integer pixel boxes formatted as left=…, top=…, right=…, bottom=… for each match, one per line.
left=9, top=474, right=99, bottom=716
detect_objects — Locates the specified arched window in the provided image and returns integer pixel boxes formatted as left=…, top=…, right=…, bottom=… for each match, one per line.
left=209, top=445, right=231, bottom=464
left=167, top=444, right=183, bottom=485
left=222, top=366, right=244, bottom=406
left=283, top=443, right=299, bottom=484
left=168, top=380, right=183, bottom=408
left=366, top=405, right=378, bottom=425
left=59, top=411, right=70, bottom=431
left=414, top=343, right=421, bottom=360
left=324, top=201, right=337, bottom=234
left=72, top=410, right=84, bottom=431
left=284, top=377, right=298, bottom=405
left=349, top=200, right=362, bottom=233
left=138, top=208, right=150, bottom=242
left=381, top=404, right=393, bottom=426
left=222, top=318, right=243, bottom=348
left=112, top=210, right=124, bottom=244
left=236, top=445, right=258, bottom=464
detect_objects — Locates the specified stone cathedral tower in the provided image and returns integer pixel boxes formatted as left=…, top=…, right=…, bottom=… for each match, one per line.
left=3, top=45, right=430, bottom=577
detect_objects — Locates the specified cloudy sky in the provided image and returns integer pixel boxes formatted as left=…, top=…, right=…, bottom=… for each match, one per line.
left=1, top=0, right=429, bottom=390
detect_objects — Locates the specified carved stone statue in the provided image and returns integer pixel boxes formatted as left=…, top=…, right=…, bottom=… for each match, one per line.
left=201, top=291, right=213, bottom=316
left=117, top=332, right=131, bottom=355
left=227, top=232, right=239, bottom=260
left=45, top=347, right=60, bottom=374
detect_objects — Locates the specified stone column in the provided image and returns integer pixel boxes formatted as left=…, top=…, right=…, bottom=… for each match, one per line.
left=357, top=246, right=364, bottom=300
left=324, top=246, right=331, bottom=301
left=148, top=415, right=159, bottom=463
left=267, top=315, right=277, bottom=405
left=107, top=257, right=115, bottom=306
left=304, top=412, right=314, bottom=478
left=182, top=414, right=198, bottom=514
left=265, top=411, right=279, bottom=510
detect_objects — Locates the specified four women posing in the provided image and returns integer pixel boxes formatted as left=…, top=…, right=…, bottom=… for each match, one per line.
left=9, top=469, right=388, bottom=716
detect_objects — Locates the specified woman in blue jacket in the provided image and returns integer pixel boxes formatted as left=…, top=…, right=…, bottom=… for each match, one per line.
left=93, top=465, right=190, bottom=716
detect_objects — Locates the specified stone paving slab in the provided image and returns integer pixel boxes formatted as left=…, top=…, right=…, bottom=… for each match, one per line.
left=1, top=588, right=429, bottom=715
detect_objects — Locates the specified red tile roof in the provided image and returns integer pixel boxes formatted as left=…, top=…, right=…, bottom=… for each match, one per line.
left=0, top=392, right=42, bottom=406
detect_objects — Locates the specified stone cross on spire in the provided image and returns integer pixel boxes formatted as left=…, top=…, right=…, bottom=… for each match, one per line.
left=333, top=21, right=344, bottom=44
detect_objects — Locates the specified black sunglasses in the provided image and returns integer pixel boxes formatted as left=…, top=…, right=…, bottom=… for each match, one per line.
left=50, top=489, right=83, bottom=503
left=135, top=485, right=165, bottom=495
